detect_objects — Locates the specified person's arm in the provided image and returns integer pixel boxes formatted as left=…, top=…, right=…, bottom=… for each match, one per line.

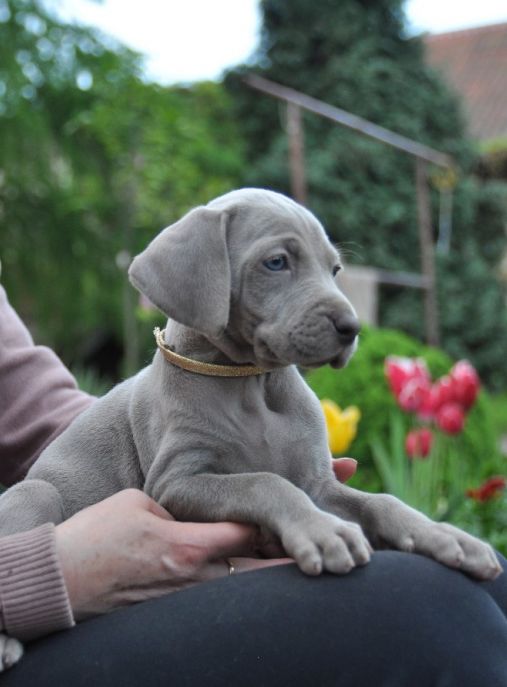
left=0, top=284, right=94, bottom=486
left=0, top=524, right=74, bottom=641
left=0, top=284, right=94, bottom=641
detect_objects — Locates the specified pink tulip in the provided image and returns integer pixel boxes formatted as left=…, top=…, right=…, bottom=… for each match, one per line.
left=450, top=360, right=480, bottom=410
left=429, top=376, right=456, bottom=412
left=435, top=402, right=465, bottom=435
left=397, top=377, right=432, bottom=414
left=405, top=428, right=433, bottom=459
left=417, top=385, right=437, bottom=421
left=385, top=357, right=430, bottom=398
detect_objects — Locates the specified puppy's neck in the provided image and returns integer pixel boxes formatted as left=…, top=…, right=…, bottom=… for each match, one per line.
left=163, top=320, right=257, bottom=366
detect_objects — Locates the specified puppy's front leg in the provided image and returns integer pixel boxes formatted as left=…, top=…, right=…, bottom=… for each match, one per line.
left=317, top=480, right=502, bottom=580
left=149, top=469, right=371, bottom=576
left=0, top=479, right=65, bottom=536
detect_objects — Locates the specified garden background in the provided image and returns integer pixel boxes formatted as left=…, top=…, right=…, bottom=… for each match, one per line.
left=1, top=0, right=506, bottom=551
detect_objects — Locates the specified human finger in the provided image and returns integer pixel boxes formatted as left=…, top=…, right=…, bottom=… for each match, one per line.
left=203, top=556, right=293, bottom=582
left=176, top=521, right=260, bottom=560
left=226, top=557, right=293, bottom=574
left=145, top=498, right=176, bottom=521
left=332, top=457, right=358, bottom=483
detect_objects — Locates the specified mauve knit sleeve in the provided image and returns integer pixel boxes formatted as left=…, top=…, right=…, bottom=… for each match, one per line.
left=0, top=524, right=74, bottom=640
left=0, top=283, right=95, bottom=640
left=0, top=284, right=94, bottom=486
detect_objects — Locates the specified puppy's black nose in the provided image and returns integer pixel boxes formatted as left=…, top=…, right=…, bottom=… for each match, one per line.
left=334, top=313, right=360, bottom=346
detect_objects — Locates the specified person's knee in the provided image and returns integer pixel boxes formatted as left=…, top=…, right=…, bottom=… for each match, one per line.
left=367, top=551, right=507, bottom=686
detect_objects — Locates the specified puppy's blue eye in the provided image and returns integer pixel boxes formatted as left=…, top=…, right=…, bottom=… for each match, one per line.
left=263, top=255, right=288, bottom=271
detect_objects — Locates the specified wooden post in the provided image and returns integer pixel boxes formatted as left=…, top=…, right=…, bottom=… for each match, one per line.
left=286, top=102, right=308, bottom=206
left=415, top=158, right=440, bottom=346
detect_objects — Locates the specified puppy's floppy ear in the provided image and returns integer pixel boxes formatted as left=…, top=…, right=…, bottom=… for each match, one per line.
left=129, top=207, right=230, bottom=338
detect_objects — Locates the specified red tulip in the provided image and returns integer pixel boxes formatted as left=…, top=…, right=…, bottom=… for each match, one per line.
left=450, top=360, right=480, bottom=410
left=405, top=428, right=433, bottom=459
left=397, top=377, right=432, bottom=414
left=466, top=476, right=506, bottom=502
left=435, top=402, right=465, bottom=434
left=429, top=376, right=456, bottom=412
left=417, top=384, right=438, bottom=421
left=385, top=357, right=430, bottom=398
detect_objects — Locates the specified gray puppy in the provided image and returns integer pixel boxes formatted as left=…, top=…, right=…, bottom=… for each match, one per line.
left=0, top=188, right=501, bottom=669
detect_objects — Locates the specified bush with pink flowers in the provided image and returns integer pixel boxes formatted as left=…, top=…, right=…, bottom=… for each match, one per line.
left=374, top=355, right=506, bottom=551
left=378, top=356, right=490, bottom=502
left=307, top=326, right=498, bottom=476
left=307, top=326, right=507, bottom=553
left=385, top=356, right=480, bottom=444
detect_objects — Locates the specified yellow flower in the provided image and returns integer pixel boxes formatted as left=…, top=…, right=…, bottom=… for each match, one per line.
left=320, top=399, right=361, bottom=455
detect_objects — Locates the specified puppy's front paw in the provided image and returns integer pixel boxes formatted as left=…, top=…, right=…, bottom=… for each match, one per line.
left=364, top=494, right=502, bottom=580
left=0, top=633, right=23, bottom=671
left=407, top=522, right=502, bottom=581
left=281, top=511, right=372, bottom=576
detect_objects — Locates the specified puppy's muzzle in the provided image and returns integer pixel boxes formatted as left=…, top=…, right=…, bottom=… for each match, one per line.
left=331, top=312, right=361, bottom=347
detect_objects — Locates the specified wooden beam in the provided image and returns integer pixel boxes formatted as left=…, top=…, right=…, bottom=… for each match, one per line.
left=244, top=74, right=453, bottom=168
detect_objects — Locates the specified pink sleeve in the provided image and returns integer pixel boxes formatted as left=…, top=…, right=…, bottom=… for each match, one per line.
left=0, top=284, right=96, bottom=639
left=0, top=284, right=94, bottom=486
left=0, top=524, right=74, bottom=640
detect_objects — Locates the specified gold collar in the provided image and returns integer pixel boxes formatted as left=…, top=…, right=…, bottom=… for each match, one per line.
left=154, top=327, right=268, bottom=378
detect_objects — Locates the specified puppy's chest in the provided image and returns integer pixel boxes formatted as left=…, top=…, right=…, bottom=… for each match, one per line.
left=216, top=383, right=328, bottom=479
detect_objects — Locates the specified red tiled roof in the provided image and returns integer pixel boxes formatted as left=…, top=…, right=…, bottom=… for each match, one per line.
left=424, top=22, right=507, bottom=142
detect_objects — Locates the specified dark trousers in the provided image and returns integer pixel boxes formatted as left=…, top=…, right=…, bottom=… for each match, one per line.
left=3, top=551, right=507, bottom=687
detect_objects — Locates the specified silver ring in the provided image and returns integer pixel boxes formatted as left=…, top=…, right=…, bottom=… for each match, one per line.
left=225, top=558, right=235, bottom=576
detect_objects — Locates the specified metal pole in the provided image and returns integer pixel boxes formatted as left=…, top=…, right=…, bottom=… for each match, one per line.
left=286, top=102, right=308, bottom=205
left=415, top=158, right=440, bottom=346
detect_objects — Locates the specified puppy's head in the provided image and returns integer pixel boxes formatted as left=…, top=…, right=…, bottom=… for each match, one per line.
left=129, top=188, right=359, bottom=370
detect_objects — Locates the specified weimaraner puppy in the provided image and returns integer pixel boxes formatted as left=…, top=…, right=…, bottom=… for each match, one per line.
left=0, top=188, right=501, bottom=668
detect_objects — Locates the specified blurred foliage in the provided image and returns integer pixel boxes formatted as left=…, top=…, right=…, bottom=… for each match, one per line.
left=489, top=393, right=507, bottom=437
left=456, top=492, right=507, bottom=555
left=226, top=0, right=507, bottom=389
left=72, top=366, right=113, bottom=397
left=2, top=0, right=507, bottom=392
left=0, top=0, right=245, bottom=372
left=306, top=326, right=501, bottom=483
left=476, top=138, right=507, bottom=180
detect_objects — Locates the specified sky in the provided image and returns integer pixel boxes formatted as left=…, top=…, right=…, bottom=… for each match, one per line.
left=42, top=0, right=507, bottom=84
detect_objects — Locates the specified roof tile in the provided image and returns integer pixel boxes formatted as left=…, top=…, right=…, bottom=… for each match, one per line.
left=424, top=22, right=507, bottom=141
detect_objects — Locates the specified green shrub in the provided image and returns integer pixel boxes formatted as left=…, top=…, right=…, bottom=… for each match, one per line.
left=305, top=326, right=500, bottom=479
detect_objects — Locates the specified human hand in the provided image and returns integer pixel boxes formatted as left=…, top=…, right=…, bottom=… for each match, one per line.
left=55, top=489, right=290, bottom=620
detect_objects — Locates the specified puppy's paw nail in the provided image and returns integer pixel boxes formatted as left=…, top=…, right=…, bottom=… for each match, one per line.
left=300, top=557, right=322, bottom=576
left=342, top=559, right=354, bottom=573
left=401, top=536, right=414, bottom=552
left=487, top=562, right=503, bottom=579
left=355, top=551, right=370, bottom=565
left=310, top=560, right=322, bottom=575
